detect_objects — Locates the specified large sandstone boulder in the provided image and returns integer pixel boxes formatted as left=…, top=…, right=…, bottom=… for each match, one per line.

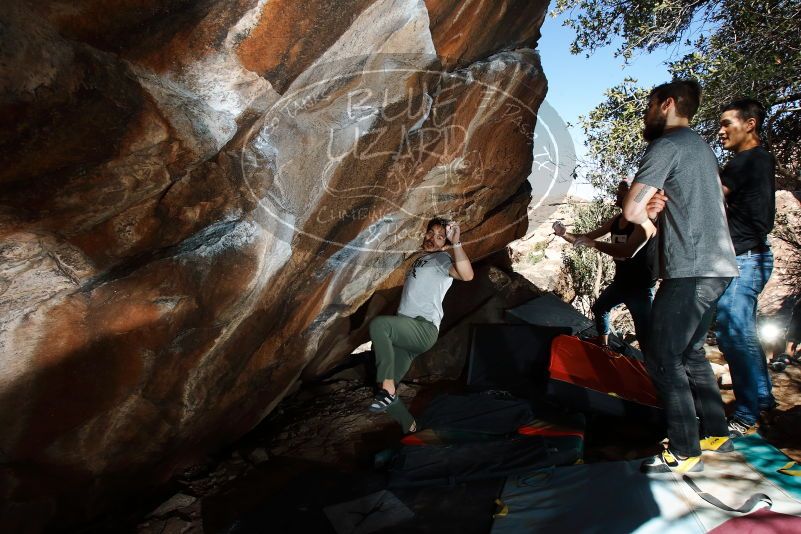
left=0, top=0, right=549, bottom=526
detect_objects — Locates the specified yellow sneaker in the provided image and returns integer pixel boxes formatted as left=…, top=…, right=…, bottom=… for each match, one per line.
left=700, top=436, right=734, bottom=453
left=641, top=449, right=703, bottom=474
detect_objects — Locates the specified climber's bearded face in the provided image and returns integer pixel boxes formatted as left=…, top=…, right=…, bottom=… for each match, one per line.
left=422, top=225, right=447, bottom=252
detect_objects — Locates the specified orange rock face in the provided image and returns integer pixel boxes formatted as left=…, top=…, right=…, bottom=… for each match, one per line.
left=425, top=0, right=546, bottom=67
left=0, top=0, right=549, bottom=526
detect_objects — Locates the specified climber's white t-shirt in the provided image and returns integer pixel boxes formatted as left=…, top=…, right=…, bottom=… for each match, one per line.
left=397, top=251, right=453, bottom=328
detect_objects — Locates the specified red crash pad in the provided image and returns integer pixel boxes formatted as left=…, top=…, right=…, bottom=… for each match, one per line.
left=549, top=335, right=660, bottom=408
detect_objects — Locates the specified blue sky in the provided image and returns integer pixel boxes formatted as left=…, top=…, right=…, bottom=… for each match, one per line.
left=537, top=13, right=678, bottom=198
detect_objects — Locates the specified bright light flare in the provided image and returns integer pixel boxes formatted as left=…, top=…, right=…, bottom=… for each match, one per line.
left=759, top=322, right=782, bottom=343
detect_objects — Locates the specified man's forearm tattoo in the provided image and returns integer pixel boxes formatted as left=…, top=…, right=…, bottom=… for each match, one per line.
left=634, top=185, right=654, bottom=203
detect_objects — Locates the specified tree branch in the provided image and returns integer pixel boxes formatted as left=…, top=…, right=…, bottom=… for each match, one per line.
left=773, top=93, right=801, bottom=106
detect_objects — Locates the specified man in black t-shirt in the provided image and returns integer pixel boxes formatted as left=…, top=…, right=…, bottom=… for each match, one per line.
left=714, top=99, right=777, bottom=437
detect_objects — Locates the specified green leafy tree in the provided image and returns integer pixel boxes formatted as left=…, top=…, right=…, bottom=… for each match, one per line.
left=561, top=81, right=647, bottom=315
left=555, top=0, right=801, bottom=187
left=580, top=79, right=650, bottom=195
left=561, top=198, right=618, bottom=315
left=556, top=0, right=800, bottom=314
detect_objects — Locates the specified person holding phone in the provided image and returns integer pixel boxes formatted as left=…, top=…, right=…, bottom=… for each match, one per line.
left=367, top=218, right=474, bottom=433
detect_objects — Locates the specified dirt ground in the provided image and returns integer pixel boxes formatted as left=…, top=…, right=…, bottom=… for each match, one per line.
left=707, top=346, right=801, bottom=462
left=121, top=347, right=801, bottom=533
left=122, top=348, right=801, bottom=534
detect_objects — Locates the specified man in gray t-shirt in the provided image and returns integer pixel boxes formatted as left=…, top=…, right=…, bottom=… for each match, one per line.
left=623, top=80, right=737, bottom=474
left=633, top=128, right=738, bottom=279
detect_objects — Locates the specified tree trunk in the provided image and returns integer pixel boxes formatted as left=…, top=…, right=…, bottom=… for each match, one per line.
left=592, top=253, right=603, bottom=299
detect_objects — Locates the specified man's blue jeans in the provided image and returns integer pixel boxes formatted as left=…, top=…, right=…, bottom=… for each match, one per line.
left=592, top=280, right=655, bottom=353
left=715, top=250, right=775, bottom=426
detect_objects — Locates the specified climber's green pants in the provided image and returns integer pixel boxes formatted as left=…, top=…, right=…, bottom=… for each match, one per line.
left=369, top=314, right=439, bottom=432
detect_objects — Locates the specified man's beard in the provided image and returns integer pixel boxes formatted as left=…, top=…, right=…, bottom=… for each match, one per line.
left=643, top=115, right=666, bottom=142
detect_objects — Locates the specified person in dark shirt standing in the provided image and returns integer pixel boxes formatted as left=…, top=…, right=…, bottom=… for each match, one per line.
left=714, top=99, right=777, bottom=437
left=622, top=80, right=739, bottom=474
left=553, top=180, right=657, bottom=353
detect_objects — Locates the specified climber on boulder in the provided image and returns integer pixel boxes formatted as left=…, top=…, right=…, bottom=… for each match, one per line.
left=367, top=218, right=474, bottom=433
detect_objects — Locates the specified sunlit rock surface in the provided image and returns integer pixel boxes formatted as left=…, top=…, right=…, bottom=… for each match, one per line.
left=0, top=0, right=549, bottom=525
left=759, top=191, right=801, bottom=317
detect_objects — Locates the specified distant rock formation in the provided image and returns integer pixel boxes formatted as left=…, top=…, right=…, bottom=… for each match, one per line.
left=0, top=0, right=548, bottom=526
left=510, top=197, right=581, bottom=292
left=759, top=191, right=801, bottom=317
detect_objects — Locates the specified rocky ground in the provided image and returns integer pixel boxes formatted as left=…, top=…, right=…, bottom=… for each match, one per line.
left=111, top=346, right=800, bottom=534
left=120, top=378, right=440, bottom=534
left=708, top=346, right=801, bottom=461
